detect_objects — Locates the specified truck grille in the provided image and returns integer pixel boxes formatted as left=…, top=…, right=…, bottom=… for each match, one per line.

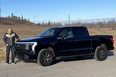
left=15, top=43, right=30, bottom=51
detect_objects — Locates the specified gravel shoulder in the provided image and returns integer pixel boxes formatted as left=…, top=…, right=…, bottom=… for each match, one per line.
left=0, top=51, right=116, bottom=77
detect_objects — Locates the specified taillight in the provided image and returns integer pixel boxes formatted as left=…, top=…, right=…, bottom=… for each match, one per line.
left=110, top=38, right=114, bottom=44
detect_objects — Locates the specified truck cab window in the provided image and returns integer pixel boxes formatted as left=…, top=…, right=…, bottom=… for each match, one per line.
left=58, top=28, right=74, bottom=39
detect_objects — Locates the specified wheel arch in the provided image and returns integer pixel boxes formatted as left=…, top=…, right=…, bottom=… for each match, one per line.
left=96, top=41, right=108, bottom=51
left=35, top=44, right=55, bottom=58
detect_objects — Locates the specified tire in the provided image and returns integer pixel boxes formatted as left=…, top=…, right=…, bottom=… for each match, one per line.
left=37, top=49, right=54, bottom=66
left=94, top=46, right=107, bottom=61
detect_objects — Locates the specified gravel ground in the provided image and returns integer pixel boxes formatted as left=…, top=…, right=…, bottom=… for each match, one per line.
left=0, top=51, right=116, bottom=77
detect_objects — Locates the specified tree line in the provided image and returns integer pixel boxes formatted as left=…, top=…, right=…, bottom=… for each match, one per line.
left=66, top=20, right=116, bottom=29
left=4, top=13, right=116, bottom=28
left=6, top=13, right=30, bottom=22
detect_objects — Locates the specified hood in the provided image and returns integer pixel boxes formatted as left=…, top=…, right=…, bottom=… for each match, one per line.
left=18, top=37, right=43, bottom=42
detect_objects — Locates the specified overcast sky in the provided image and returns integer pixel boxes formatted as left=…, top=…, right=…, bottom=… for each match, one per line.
left=1, top=0, right=116, bottom=23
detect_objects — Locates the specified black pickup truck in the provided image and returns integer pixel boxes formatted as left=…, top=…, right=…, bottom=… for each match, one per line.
left=15, top=26, right=114, bottom=66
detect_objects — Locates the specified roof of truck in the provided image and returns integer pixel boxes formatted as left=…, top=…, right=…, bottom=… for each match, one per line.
left=51, top=26, right=86, bottom=29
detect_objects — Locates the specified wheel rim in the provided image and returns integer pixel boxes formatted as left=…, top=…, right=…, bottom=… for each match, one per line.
left=98, top=49, right=106, bottom=59
left=41, top=51, right=52, bottom=64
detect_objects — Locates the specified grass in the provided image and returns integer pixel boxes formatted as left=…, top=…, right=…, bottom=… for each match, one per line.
left=0, top=25, right=116, bottom=60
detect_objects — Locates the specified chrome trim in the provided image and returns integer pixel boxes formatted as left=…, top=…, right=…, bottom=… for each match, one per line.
left=16, top=42, right=37, bottom=53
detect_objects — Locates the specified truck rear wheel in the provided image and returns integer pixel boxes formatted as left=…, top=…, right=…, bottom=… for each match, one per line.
left=94, top=46, right=107, bottom=61
left=37, top=49, right=54, bottom=66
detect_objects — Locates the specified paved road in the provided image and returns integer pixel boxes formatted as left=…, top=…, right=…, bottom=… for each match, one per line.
left=0, top=51, right=116, bottom=77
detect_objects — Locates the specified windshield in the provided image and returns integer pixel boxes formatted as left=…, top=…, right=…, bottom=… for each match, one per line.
left=38, top=28, right=60, bottom=37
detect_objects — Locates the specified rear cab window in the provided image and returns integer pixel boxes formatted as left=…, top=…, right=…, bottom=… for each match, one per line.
left=74, top=27, right=89, bottom=39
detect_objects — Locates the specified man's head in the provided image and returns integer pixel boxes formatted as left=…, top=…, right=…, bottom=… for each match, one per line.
left=7, top=28, right=13, bottom=34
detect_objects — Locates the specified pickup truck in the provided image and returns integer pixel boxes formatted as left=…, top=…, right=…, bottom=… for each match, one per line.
left=15, top=26, right=114, bottom=66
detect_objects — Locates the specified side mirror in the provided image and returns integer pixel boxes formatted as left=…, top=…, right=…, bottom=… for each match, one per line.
left=57, top=36, right=66, bottom=40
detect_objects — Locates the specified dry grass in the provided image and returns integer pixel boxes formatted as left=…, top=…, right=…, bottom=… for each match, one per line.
left=0, top=25, right=116, bottom=60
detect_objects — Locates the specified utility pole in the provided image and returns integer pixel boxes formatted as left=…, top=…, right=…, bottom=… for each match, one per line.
left=68, top=14, right=70, bottom=25
left=34, top=16, right=36, bottom=23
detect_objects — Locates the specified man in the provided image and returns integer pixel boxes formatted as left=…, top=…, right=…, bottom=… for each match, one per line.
left=3, top=28, right=20, bottom=64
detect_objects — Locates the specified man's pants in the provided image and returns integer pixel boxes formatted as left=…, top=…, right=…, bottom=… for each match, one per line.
left=6, top=45, right=15, bottom=63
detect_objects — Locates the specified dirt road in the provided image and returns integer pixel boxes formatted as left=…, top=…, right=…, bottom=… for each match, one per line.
left=0, top=51, right=116, bottom=77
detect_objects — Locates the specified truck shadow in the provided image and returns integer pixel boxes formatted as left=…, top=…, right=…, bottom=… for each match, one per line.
left=15, top=51, right=114, bottom=65
left=15, top=59, right=37, bottom=64
left=107, top=51, right=114, bottom=56
left=53, top=51, right=114, bottom=65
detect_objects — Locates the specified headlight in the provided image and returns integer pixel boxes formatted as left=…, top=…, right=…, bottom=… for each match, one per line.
left=29, top=43, right=34, bottom=50
left=29, top=43, right=34, bottom=46
left=16, top=42, right=37, bottom=52
left=25, top=43, right=34, bottom=50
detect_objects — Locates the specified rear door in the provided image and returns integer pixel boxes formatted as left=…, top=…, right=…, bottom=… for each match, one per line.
left=73, top=27, right=92, bottom=54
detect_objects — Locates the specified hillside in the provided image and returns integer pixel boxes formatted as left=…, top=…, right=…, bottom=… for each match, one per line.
left=0, top=17, right=35, bottom=26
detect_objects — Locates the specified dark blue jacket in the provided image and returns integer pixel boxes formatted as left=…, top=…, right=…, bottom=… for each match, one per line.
left=3, top=32, right=19, bottom=46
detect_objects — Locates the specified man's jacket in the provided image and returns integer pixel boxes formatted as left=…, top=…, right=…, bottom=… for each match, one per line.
left=3, top=32, right=19, bottom=46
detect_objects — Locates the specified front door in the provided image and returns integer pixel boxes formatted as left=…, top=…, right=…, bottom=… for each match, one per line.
left=55, top=28, right=75, bottom=56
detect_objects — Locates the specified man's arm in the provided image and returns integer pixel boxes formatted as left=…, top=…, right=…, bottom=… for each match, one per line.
left=3, top=34, right=7, bottom=45
left=15, top=32, right=20, bottom=40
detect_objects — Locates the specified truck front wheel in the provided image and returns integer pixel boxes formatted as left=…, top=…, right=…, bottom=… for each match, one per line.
left=37, top=49, right=54, bottom=66
left=94, top=46, right=107, bottom=61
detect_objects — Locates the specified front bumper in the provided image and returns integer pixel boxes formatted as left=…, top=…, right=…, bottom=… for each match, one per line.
left=15, top=42, right=37, bottom=60
left=16, top=50, right=37, bottom=60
